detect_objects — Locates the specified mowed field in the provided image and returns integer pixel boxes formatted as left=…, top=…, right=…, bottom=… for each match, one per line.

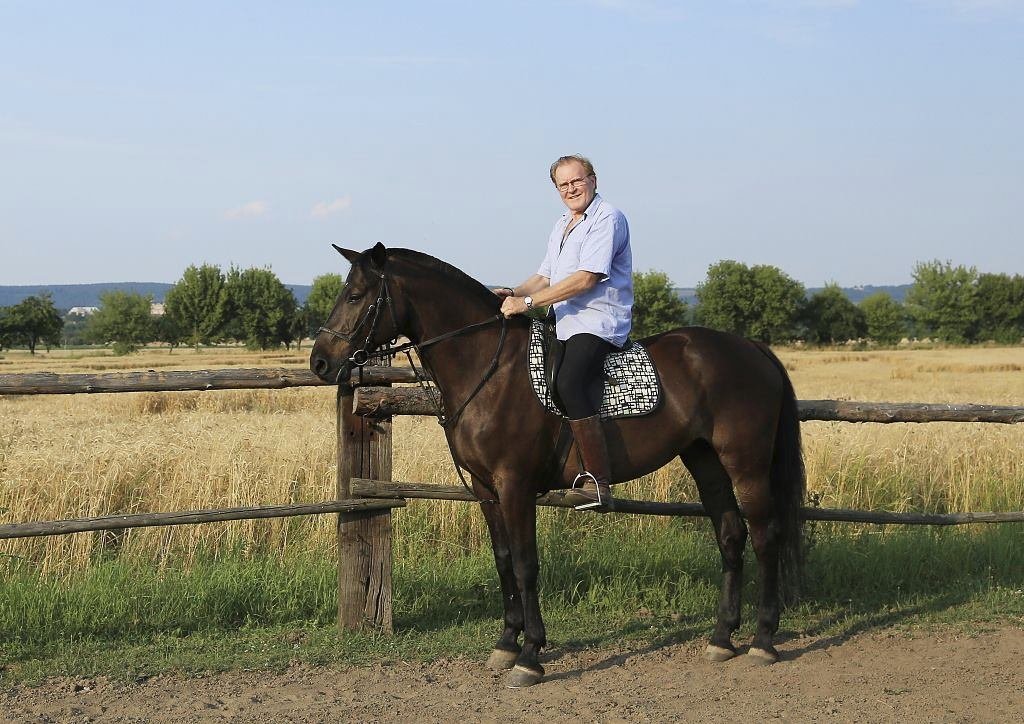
left=2, top=344, right=1022, bottom=571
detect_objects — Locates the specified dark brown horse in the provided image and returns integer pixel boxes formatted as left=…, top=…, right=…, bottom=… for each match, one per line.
left=310, top=243, right=805, bottom=687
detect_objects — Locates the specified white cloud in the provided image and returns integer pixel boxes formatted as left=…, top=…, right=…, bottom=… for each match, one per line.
left=361, top=55, right=459, bottom=65
left=573, top=0, right=688, bottom=20
left=798, top=0, right=858, bottom=7
left=304, top=54, right=465, bottom=67
left=224, top=201, right=267, bottom=220
left=746, top=0, right=859, bottom=10
left=914, top=0, right=1024, bottom=20
left=311, top=195, right=353, bottom=218
left=948, top=0, right=1024, bottom=17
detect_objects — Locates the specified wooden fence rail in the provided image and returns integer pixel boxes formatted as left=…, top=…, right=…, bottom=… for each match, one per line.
left=0, top=366, right=420, bottom=395
left=351, top=479, right=1024, bottom=525
left=2, top=364, right=1023, bottom=633
left=4, top=366, right=1023, bottom=424
left=351, top=386, right=1024, bottom=424
left=0, top=498, right=405, bottom=540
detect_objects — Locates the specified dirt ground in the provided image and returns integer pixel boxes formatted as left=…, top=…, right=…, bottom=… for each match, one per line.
left=2, top=627, right=1022, bottom=723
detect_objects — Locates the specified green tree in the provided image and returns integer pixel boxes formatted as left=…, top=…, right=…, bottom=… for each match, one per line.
left=164, top=264, right=228, bottom=351
left=974, top=273, right=1024, bottom=344
left=223, top=267, right=297, bottom=349
left=0, top=306, right=15, bottom=351
left=304, top=273, right=344, bottom=338
left=693, top=260, right=755, bottom=336
left=905, top=260, right=978, bottom=343
left=154, top=312, right=186, bottom=352
left=5, top=294, right=63, bottom=354
left=60, top=313, right=92, bottom=347
left=695, top=261, right=804, bottom=343
left=87, top=291, right=155, bottom=354
left=286, top=306, right=311, bottom=350
left=631, top=270, right=688, bottom=339
left=803, top=283, right=866, bottom=344
left=859, top=292, right=907, bottom=345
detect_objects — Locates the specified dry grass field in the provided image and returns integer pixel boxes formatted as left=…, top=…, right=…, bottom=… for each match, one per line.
left=1, top=344, right=1023, bottom=574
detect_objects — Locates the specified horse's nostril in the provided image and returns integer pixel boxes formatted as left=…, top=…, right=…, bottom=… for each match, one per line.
left=313, top=357, right=328, bottom=376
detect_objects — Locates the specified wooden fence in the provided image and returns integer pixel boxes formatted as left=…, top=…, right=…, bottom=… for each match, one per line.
left=2, top=365, right=1023, bottom=632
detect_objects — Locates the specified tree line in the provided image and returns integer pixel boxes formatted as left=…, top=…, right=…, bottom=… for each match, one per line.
left=1, top=259, right=1022, bottom=355
left=633, top=260, right=1024, bottom=345
left=0, top=264, right=333, bottom=355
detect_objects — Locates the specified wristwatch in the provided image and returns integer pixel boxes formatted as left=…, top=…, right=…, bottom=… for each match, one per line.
left=524, top=296, right=534, bottom=310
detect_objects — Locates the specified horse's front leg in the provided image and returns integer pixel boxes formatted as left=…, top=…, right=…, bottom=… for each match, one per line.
left=473, top=477, right=523, bottom=671
left=500, top=482, right=547, bottom=688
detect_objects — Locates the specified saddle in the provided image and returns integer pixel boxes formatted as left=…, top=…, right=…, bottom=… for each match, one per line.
left=528, top=319, right=662, bottom=420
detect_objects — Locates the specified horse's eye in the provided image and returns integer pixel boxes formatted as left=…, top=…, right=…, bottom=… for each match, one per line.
left=348, top=293, right=363, bottom=303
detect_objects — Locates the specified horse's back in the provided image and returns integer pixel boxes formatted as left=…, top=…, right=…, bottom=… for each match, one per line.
left=642, top=326, right=785, bottom=393
left=640, top=326, right=788, bottom=462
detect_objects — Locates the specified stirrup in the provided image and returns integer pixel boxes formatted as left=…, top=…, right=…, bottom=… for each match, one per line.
left=570, top=471, right=607, bottom=510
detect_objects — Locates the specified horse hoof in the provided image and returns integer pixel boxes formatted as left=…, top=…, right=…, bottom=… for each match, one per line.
left=705, top=644, right=737, bottom=663
left=505, top=664, right=544, bottom=688
left=747, top=647, right=780, bottom=665
left=487, top=648, right=519, bottom=671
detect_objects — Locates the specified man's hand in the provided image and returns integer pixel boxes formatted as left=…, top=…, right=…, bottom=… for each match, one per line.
left=492, top=287, right=515, bottom=298
left=500, top=296, right=529, bottom=318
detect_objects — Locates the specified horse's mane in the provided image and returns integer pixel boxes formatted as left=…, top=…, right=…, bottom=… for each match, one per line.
left=387, top=248, right=500, bottom=309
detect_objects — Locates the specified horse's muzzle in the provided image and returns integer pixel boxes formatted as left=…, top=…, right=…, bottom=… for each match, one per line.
left=310, top=354, right=351, bottom=384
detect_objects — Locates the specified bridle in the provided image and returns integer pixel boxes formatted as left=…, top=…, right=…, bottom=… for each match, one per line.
left=316, top=268, right=508, bottom=501
left=316, top=272, right=400, bottom=371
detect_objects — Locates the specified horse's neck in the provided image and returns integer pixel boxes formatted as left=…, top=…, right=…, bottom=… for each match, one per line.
left=403, top=278, right=516, bottom=400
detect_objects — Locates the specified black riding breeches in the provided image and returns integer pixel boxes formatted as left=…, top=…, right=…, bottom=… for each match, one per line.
left=555, top=333, right=616, bottom=420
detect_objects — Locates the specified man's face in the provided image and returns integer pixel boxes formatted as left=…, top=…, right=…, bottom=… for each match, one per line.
left=553, top=161, right=596, bottom=216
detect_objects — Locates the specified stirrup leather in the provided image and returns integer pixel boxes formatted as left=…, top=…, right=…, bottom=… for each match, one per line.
left=570, top=470, right=607, bottom=510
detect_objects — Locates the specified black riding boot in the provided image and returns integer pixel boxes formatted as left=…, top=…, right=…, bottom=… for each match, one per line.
left=564, top=414, right=614, bottom=511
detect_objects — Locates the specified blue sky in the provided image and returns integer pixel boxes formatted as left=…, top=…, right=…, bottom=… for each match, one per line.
left=1, top=0, right=1021, bottom=288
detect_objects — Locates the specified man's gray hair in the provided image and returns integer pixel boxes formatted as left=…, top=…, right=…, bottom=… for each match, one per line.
left=549, top=155, right=596, bottom=184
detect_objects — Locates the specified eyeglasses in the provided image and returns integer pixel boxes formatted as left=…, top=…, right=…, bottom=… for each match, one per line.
left=555, top=175, right=593, bottom=193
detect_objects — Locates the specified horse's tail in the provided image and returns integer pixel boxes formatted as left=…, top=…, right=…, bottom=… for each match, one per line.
left=752, top=341, right=806, bottom=604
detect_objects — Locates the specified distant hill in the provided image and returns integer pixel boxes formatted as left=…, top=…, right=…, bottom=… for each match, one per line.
left=0, top=282, right=313, bottom=310
left=1, top=281, right=908, bottom=311
left=807, top=284, right=912, bottom=303
left=675, top=284, right=912, bottom=306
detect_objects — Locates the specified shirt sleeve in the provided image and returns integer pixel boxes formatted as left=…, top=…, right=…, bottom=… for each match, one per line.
left=538, top=256, right=551, bottom=278
left=576, top=211, right=625, bottom=279
left=537, top=234, right=556, bottom=278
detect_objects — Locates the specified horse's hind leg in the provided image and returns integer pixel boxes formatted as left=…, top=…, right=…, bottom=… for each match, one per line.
left=474, top=478, right=523, bottom=671
left=724, top=465, right=783, bottom=665
left=681, top=441, right=747, bottom=662
left=746, top=512, right=783, bottom=665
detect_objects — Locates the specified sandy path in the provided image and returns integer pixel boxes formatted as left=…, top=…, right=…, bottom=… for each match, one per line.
left=3, top=627, right=1022, bottom=723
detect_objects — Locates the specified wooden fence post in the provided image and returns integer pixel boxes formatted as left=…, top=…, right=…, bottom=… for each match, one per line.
left=336, top=380, right=394, bottom=632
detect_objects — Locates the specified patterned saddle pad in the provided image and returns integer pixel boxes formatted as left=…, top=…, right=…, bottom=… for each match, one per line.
left=528, top=320, right=661, bottom=419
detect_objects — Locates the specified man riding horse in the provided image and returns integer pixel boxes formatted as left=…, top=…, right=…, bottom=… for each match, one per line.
left=495, top=154, right=632, bottom=510
left=311, top=162, right=804, bottom=686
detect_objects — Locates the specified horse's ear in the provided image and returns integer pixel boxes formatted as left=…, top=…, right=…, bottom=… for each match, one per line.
left=332, top=244, right=361, bottom=264
left=368, top=242, right=388, bottom=270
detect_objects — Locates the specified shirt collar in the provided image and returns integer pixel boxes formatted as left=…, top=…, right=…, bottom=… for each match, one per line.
left=561, top=192, right=603, bottom=222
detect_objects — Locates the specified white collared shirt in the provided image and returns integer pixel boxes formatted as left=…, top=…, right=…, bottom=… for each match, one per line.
left=537, top=193, right=633, bottom=347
